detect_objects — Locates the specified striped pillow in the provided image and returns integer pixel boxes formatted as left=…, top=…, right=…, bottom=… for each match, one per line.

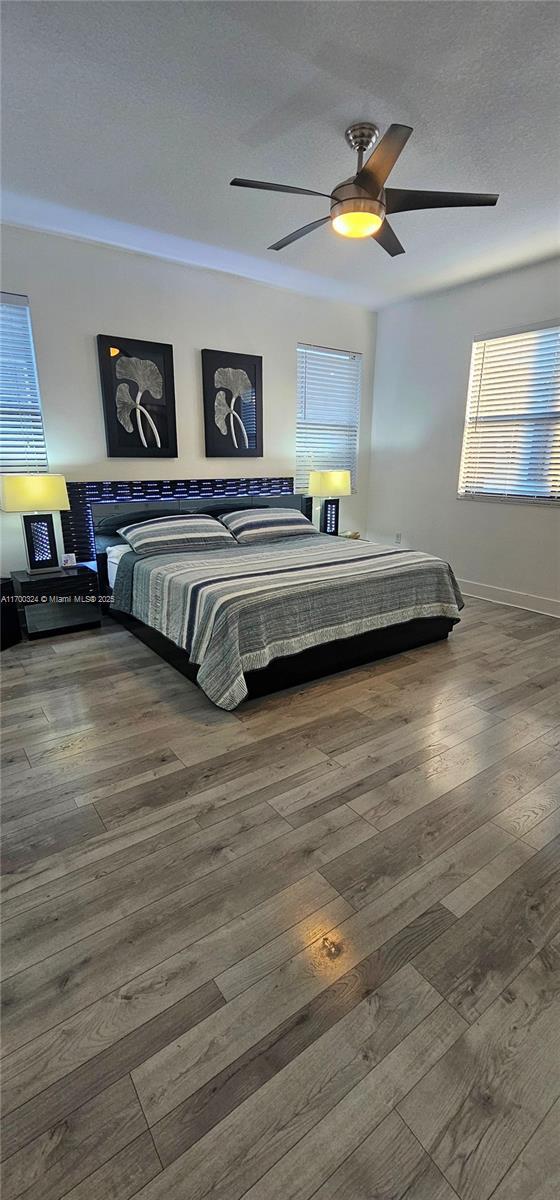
left=117, top=514, right=236, bottom=555
left=220, top=508, right=318, bottom=545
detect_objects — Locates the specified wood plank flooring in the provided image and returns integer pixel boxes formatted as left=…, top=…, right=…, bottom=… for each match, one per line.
left=1, top=598, right=559, bottom=1200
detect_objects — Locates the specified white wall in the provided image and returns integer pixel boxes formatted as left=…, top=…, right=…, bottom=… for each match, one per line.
left=1, top=225, right=376, bottom=573
left=368, top=257, right=560, bottom=615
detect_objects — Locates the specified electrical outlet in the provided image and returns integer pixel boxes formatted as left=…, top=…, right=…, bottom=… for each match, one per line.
left=395, top=532, right=402, bottom=544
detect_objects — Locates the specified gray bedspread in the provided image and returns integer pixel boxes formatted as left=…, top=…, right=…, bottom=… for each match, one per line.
left=112, top=536, right=463, bottom=709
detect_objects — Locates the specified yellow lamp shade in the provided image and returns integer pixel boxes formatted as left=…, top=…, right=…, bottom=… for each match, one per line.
left=0, top=474, right=70, bottom=512
left=308, top=469, right=352, bottom=497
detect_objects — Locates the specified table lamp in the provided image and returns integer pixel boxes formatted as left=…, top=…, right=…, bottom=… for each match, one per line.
left=308, top=469, right=351, bottom=535
left=0, top=474, right=70, bottom=573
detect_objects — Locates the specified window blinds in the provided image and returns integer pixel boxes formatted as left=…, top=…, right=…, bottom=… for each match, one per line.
left=296, top=343, right=361, bottom=492
left=0, top=292, right=48, bottom=473
left=458, top=324, right=560, bottom=502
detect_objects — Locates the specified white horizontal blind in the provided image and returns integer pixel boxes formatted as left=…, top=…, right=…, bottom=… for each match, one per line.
left=0, top=292, right=49, bottom=473
left=296, top=344, right=361, bottom=492
left=458, top=324, right=560, bottom=502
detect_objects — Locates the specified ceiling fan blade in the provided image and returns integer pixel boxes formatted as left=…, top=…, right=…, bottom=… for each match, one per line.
left=355, top=124, right=413, bottom=191
left=373, top=220, right=405, bottom=257
left=269, top=216, right=330, bottom=251
left=386, top=188, right=499, bottom=214
left=230, top=178, right=331, bottom=199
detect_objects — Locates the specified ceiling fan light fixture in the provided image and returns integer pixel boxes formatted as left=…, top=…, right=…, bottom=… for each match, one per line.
left=232, top=120, right=498, bottom=256
left=330, top=196, right=385, bottom=239
left=332, top=210, right=383, bottom=238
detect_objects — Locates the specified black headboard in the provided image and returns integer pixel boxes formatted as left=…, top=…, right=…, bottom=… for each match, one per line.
left=61, top=477, right=309, bottom=565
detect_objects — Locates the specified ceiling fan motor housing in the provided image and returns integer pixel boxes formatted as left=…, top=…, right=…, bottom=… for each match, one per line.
left=330, top=179, right=386, bottom=226
left=344, top=122, right=380, bottom=154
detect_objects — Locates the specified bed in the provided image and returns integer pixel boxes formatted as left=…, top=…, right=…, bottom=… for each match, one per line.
left=101, top=500, right=463, bottom=709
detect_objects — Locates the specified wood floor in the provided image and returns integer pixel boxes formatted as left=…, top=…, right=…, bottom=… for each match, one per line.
left=1, top=597, right=560, bottom=1200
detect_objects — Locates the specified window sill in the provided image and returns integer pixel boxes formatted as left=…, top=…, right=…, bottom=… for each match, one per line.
left=457, top=493, right=560, bottom=508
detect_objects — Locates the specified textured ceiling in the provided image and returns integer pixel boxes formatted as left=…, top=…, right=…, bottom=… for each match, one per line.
left=2, top=1, right=559, bottom=308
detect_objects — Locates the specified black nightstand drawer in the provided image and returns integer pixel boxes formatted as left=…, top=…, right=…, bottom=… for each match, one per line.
left=11, top=567, right=101, bottom=639
left=11, top=567, right=98, bottom=596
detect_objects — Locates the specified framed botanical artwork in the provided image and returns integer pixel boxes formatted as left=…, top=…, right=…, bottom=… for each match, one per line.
left=97, top=334, right=178, bottom=458
left=202, top=348, right=263, bottom=458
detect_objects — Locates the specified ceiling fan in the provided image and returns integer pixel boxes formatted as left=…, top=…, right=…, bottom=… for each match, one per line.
left=231, top=121, right=498, bottom=256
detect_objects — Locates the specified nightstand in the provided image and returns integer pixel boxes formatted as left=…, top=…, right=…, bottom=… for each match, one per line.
left=11, top=566, right=101, bottom=640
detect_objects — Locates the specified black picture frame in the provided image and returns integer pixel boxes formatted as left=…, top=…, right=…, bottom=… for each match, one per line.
left=97, top=334, right=178, bottom=459
left=23, top=513, right=59, bottom=571
left=202, top=349, right=263, bottom=458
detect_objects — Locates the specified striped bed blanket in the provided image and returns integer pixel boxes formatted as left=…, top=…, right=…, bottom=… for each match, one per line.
left=112, top=535, right=463, bottom=709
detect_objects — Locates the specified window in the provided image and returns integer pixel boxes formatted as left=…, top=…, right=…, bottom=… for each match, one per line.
left=458, top=324, right=560, bottom=503
left=0, top=292, right=48, bottom=473
left=296, top=343, right=361, bottom=492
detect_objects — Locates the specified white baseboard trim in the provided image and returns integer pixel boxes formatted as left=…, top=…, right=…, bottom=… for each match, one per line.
left=457, top=579, right=560, bottom=619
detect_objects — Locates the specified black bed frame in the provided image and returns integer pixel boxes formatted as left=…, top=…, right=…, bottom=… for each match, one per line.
left=111, top=609, right=452, bottom=699
left=87, top=484, right=454, bottom=703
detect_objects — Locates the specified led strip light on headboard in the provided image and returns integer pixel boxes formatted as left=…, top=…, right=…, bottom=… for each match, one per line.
left=61, top=477, right=295, bottom=562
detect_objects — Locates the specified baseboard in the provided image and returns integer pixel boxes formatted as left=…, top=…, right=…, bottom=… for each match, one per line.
left=458, top=579, right=560, bottom=619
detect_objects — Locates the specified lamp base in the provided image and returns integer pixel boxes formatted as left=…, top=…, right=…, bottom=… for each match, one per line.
left=23, top=567, right=66, bottom=577
left=321, top=498, right=340, bottom=535
left=311, top=498, right=340, bottom=535
left=22, top=513, right=60, bottom=572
